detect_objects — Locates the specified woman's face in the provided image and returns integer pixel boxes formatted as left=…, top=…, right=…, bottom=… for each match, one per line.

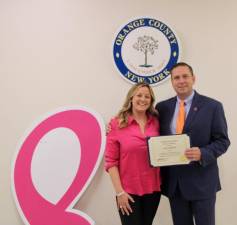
left=131, top=86, right=152, bottom=114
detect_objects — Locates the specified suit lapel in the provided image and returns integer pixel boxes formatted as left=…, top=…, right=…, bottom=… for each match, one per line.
left=168, top=97, right=177, bottom=120
left=159, top=97, right=176, bottom=135
left=165, top=97, right=176, bottom=134
left=167, top=97, right=177, bottom=126
left=184, top=92, right=203, bottom=132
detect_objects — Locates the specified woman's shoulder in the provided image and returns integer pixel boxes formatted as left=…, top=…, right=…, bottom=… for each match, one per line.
left=148, top=114, right=159, bottom=127
left=109, top=117, right=120, bottom=129
left=149, top=114, right=158, bottom=121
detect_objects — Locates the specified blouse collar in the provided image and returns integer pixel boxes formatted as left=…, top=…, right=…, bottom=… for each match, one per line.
left=127, top=113, right=154, bottom=125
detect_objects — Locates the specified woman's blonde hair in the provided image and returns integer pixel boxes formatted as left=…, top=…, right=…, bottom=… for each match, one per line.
left=117, top=82, right=157, bottom=128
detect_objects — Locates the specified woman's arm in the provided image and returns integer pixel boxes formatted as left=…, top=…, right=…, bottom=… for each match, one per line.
left=108, top=166, right=134, bottom=215
left=108, top=166, right=124, bottom=194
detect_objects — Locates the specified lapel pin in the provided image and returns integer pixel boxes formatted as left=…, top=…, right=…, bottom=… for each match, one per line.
left=194, top=107, right=198, bottom=111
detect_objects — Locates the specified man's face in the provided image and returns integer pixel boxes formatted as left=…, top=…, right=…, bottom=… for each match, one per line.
left=171, top=65, right=195, bottom=99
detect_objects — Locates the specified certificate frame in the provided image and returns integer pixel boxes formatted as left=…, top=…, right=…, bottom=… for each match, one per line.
left=147, top=134, right=190, bottom=167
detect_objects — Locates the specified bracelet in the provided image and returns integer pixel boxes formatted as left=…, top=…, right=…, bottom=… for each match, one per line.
left=116, top=191, right=125, bottom=197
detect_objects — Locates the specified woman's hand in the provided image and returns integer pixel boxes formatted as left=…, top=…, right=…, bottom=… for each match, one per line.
left=117, top=192, right=135, bottom=215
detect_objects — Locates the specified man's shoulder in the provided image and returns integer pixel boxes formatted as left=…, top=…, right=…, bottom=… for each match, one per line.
left=195, top=92, right=222, bottom=106
left=156, top=97, right=175, bottom=108
left=155, top=92, right=223, bottom=108
left=159, top=97, right=175, bottom=104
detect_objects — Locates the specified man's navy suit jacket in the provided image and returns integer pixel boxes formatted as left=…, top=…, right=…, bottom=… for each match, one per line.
left=155, top=91, right=230, bottom=200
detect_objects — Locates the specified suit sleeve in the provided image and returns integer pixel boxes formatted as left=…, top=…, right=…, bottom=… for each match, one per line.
left=200, top=102, right=230, bottom=167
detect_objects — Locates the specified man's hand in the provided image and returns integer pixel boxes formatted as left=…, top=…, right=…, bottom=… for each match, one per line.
left=185, top=147, right=201, bottom=161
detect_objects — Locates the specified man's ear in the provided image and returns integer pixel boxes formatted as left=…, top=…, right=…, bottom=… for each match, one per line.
left=193, top=74, right=196, bottom=84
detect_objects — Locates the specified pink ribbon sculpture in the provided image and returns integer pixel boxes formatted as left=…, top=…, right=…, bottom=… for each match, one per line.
left=11, top=107, right=105, bottom=225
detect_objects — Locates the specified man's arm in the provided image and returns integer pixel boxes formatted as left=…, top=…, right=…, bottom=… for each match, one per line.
left=199, top=102, right=230, bottom=167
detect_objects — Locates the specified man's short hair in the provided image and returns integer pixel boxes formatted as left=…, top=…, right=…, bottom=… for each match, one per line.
left=170, top=62, right=194, bottom=76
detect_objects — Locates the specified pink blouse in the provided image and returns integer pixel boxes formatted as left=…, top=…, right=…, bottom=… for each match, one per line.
left=105, top=115, right=161, bottom=196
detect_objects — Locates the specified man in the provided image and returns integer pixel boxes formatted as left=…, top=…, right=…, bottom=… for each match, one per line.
left=156, top=62, right=230, bottom=225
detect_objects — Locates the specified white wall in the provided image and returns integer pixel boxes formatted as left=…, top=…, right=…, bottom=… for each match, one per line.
left=0, top=0, right=236, bottom=224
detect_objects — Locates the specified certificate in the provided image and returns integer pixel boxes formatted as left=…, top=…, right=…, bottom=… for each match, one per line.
left=147, top=134, right=190, bottom=167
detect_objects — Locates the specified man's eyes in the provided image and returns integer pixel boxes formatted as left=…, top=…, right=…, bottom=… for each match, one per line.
left=173, top=75, right=190, bottom=80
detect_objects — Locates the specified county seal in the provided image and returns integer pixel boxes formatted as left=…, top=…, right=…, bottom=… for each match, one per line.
left=113, top=18, right=181, bottom=85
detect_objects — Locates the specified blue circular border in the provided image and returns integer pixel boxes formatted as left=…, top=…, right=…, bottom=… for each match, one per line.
left=113, top=18, right=180, bottom=85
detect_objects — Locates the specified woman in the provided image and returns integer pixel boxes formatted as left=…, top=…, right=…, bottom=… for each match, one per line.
left=105, top=82, right=161, bottom=225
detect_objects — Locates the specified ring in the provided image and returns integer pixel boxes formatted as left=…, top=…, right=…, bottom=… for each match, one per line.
left=120, top=206, right=123, bottom=208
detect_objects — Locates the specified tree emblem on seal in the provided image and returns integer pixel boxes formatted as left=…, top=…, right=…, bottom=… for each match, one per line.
left=133, top=35, right=158, bottom=68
